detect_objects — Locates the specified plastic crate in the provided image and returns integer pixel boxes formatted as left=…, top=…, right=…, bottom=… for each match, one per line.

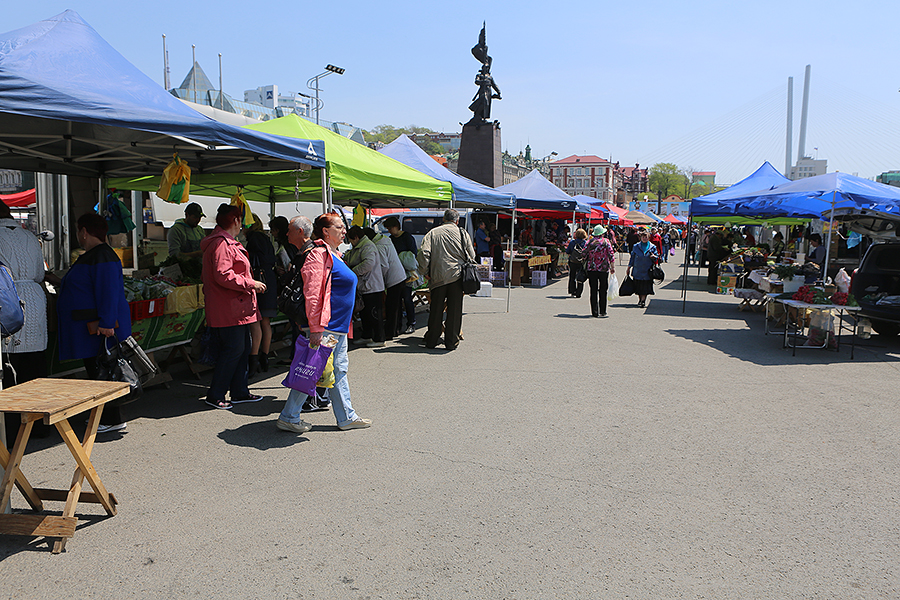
left=130, top=298, right=166, bottom=321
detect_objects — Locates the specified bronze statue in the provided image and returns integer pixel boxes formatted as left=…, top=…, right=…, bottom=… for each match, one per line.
left=468, top=23, right=501, bottom=123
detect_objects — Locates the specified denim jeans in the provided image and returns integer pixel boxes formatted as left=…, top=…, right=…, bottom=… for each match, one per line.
left=280, top=333, right=358, bottom=427
left=207, top=324, right=251, bottom=401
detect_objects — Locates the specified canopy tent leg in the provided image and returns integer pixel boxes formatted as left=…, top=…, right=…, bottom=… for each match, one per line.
left=320, top=168, right=328, bottom=213
left=507, top=208, right=516, bottom=313
left=131, top=191, right=140, bottom=272
left=682, top=217, right=692, bottom=313
left=823, top=191, right=837, bottom=284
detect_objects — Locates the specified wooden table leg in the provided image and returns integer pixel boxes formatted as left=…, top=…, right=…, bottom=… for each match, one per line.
left=52, top=407, right=116, bottom=554
left=0, top=418, right=42, bottom=512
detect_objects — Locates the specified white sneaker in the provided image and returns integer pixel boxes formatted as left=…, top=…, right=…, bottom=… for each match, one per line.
left=338, top=418, right=372, bottom=431
left=97, top=422, right=127, bottom=434
left=276, top=419, right=313, bottom=434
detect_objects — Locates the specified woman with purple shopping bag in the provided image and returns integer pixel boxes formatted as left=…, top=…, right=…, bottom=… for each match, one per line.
left=276, top=213, right=372, bottom=433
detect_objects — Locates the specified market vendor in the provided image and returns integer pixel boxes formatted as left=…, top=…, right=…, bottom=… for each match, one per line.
left=808, top=233, right=826, bottom=272
left=544, top=220, right=563, bottom=277
left=167, top=202, right=206, bottom=259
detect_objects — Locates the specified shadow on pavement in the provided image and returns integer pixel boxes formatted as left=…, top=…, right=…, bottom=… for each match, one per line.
left=217, top=420, right=310, bottom=450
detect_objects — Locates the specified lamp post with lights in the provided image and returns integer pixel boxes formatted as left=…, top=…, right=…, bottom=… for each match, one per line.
left=306, top=64, right=345, bottom=125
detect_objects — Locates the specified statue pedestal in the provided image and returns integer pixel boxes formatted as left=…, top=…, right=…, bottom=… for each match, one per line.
left=457, top=121, right=502, bottom=188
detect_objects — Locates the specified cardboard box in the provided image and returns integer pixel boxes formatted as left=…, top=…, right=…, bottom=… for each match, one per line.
left=531, top=270, right=547, bottom=287
left=476, top=282, right=492, bottom=297
left=715, top=286, right=735, bottom=295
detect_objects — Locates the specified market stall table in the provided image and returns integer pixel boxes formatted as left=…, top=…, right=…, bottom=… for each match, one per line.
left=0, top=379, right=130, bottom=553
left=765, top=295, right=862, bottom=359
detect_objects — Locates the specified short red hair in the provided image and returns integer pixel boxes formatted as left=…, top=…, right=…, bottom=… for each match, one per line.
left=215, top=204, right=242, bottom=229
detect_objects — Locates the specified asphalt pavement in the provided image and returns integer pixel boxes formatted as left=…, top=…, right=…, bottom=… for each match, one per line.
left=2, top=248, right=899, bottom=599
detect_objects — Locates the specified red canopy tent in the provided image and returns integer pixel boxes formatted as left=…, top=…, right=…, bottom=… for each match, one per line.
left=0, top=188, right=36, bottom=208
left=663, top=213, right=686, bottom=224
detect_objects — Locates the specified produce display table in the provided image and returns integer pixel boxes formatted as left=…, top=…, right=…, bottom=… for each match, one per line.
left=0, top=379, right=130, bottom=553
left=766, top=295, right=862, bottom=359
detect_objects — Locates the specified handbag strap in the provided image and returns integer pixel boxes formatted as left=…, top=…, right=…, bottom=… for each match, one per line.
left=457, top=226, right=472, bottom=266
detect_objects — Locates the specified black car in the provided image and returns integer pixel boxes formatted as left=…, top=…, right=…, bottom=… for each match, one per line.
left=834, top=208, right=900, bottom=337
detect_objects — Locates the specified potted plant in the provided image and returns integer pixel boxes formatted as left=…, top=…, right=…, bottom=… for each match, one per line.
left=773, top=263, right=803, bottom=293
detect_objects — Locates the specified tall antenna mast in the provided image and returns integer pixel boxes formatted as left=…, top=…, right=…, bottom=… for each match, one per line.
left=162, top=34, right=170, bottom=90
left=797, top=64, right=811, bottom=159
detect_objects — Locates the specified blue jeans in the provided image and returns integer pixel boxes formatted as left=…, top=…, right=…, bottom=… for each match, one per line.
left=280, top=333, right=358, bottom=427
left=207, top=324, right=252, bottom=401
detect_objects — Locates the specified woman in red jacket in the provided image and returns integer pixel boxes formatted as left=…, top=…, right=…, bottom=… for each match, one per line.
left=200, top=204, right=267, bottom=409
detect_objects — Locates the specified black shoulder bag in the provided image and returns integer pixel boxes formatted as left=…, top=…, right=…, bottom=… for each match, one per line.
left=457, top=227, right=481, bottom=294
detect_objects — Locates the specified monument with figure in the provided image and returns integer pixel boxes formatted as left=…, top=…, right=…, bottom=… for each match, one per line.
left=457, top=24, right=502, bottom=187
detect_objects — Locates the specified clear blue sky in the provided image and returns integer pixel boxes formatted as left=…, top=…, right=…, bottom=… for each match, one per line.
left=5, top=1, right=900, bottom=184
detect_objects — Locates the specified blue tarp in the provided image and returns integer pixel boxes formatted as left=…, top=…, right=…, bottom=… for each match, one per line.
left=378, top=135, right=514, bottom=209
left=0, top=11, right=325, bottom=177
left=690, top=161, right=790, bottom=218
left=497, top=170, right=587, bottom=213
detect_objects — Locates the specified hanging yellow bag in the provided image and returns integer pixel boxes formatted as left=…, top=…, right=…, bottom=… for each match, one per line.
left=157, top=154, right=191, bottom=204
left=351, top=202, right=367, bottom=228
left=230, top=189, right=254, bottom=228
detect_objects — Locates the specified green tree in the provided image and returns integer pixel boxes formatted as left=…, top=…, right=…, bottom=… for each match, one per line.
left=648, top=163, right=687, bottom=199
left=362, top=125, right=444, bottom=154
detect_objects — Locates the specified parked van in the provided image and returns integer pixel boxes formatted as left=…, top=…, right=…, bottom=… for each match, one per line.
left=374, top=210, right=502, bottom=247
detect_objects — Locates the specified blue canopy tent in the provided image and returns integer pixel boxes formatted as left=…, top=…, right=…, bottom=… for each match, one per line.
left=497, top=170, right=588, bottom=215
left=690, top=161, right=791, bottom=222
left=0, top=10, right=326, bottom=179
left=378, top=135, right=514, bottom=209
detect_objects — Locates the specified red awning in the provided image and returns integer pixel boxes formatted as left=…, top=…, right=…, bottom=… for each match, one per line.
left=0, top=188, right=36, bottom=207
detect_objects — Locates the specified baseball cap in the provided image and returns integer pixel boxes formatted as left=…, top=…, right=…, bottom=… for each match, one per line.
left=185, top=202, right=205, bottom=217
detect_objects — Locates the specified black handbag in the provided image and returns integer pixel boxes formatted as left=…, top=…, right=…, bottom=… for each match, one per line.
left=457, top=227, right=481, bottom=294
left=650, top=263, right=665, bottom=282
left=576, top=267, right=588, bottom=283
left=619, top=275, right=635, bottom=297
left=96, top=335, right=158, bottom=405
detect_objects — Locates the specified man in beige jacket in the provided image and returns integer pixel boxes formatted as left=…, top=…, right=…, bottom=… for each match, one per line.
left=417, top=209, right=476, bottom=351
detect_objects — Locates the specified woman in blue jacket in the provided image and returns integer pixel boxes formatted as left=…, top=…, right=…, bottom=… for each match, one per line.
left=57, top=213, right=132, bottom=432
left=626, top=230, right=660, bottom=309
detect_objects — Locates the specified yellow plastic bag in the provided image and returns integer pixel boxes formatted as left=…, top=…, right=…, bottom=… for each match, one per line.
left=316, top=352, right=335, bottom=388
left=351, top=202, right=366, bottom=227
left=157, top=154, right=191, bottom=204
left=230, top=189, right=254, bottom=228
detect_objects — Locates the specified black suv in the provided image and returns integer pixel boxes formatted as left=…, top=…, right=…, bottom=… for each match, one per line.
left=835, top=209, right=900, bottom=336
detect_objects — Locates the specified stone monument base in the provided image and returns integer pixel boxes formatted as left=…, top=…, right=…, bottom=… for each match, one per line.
left=457, top=120, right=502, bottom=188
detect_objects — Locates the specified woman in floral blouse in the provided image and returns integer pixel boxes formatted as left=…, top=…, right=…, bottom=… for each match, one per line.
left=581, top=225, right=616, bottom=318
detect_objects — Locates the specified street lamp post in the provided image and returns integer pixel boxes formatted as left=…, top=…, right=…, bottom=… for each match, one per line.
left=307, top=64, right=345, bottom=125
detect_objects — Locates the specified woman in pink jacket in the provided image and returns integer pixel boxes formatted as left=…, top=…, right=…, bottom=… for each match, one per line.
left=200, top=204, right=267, bottom=409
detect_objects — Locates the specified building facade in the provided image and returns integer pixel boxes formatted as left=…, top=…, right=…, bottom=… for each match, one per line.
left=790, top=157, right=827, bottom=180
left=876, top=170, right=900, bottom=187
left=613, top=163, right=649, bottom=207
left=549, top=155, right=615, bottom=201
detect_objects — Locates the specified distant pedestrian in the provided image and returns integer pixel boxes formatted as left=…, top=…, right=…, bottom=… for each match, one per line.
left=565, top=228, right=587, bottom=298
left=627, top=230, right=659, bottom=309
left=582, top=225, right=616, bottom=318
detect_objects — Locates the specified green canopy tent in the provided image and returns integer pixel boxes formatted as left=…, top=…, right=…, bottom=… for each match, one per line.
left=110, top=114, right=453, bottom=211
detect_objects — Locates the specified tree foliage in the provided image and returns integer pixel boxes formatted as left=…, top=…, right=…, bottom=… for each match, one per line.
left=648, top=163, right=688, bottom=199
left=363, top=125, right=444, bottom=155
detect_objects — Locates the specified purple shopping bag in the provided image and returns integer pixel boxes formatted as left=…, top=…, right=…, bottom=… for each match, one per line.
left=281, top=334, right=334, bottom=396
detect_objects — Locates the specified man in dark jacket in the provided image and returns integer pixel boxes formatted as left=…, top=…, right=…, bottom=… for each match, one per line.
left=707, top=229, right=725, bottom=286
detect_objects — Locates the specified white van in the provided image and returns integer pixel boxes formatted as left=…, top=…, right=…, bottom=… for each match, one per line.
left=373, top=210, right=504, bottom=247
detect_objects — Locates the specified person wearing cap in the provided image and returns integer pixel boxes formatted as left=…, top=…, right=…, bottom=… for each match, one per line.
left=167, top=202, right=207, bottom=259
left=581, top=224, right=616, bottom=318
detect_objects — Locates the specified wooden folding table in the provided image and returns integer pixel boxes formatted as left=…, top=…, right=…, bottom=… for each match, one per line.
left=0, top=379, right=130, bottom=553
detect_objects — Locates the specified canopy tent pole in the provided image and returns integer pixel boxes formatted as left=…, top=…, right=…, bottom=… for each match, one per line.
left=131, top=190, right=140, bottom=273
left=269, top=186, right=276, bottom=221
left=507, top=207, right=517, bottom=313
left=823, top=191, right=837, bottom=284
left=320, top=168, right=328, bottom=213
left=682, top=216, right=693, bottom=313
